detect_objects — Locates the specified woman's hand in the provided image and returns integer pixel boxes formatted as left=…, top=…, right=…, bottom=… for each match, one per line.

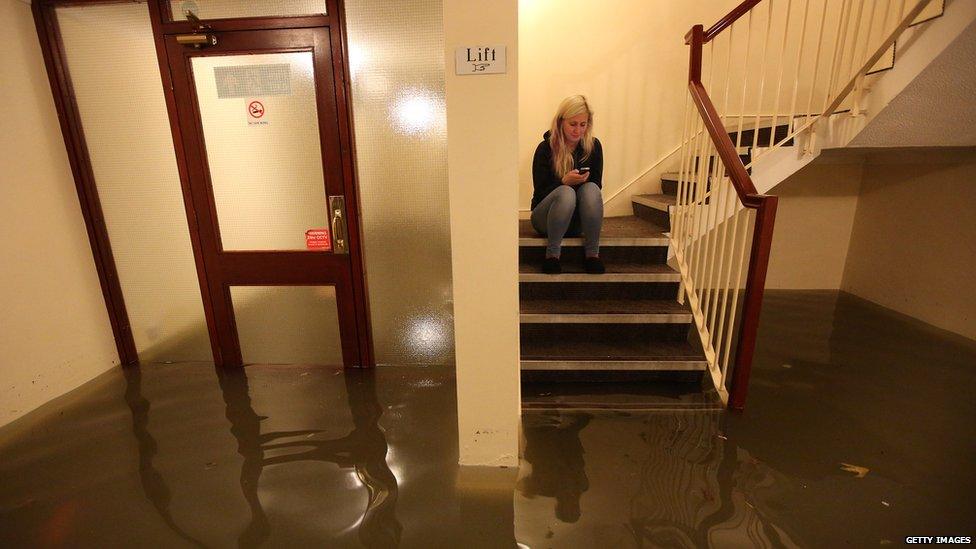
left=561, top=169, right=590, bottom=186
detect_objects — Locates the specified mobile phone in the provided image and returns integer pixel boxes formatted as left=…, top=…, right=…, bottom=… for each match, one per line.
left=578, top=167, right=590, bottom=173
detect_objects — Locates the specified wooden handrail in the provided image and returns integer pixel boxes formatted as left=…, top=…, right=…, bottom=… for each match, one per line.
left=686, top=25, right=757, bottom=203
left=704, top=0, right=761, bottom=43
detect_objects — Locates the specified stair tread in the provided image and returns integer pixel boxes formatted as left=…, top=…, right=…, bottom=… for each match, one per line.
left=522, top=383, right=723, bottom=410
left=519, top=215, right=665, bottom=243
left=519, top=261, right=677, bottom=275
left=632, top=194, right=676, bottom=210
left=521, top=337, right=706, bottom=362
left=520, top=298, right=687, bottom=315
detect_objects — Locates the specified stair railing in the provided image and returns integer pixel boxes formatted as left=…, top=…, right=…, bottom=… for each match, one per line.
left=673, top=0, right=934, bottom=410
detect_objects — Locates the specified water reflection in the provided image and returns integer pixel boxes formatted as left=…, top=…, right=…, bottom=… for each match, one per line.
left=516, top=411, right=801, bottom=548
left=122, top=367, right=208, bottom=548
left=124, top=366, right=401, bottom=547
left=518, top=414, right=591, bottom=523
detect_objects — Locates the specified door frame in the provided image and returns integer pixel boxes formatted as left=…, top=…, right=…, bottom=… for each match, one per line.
left=32, top=0, right=374, bottom=368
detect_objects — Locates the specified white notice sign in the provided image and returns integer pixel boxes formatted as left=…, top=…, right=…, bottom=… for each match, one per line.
left=455, top=45, right=506, bottom=75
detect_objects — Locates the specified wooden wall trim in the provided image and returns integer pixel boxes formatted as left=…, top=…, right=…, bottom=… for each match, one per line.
left=146, top=0, right=224, bottom=365
left=331, top=0, right=376, bottom=367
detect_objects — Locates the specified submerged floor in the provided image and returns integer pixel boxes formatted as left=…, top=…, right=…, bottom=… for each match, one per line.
left=1, top=291, right=974, bottom=547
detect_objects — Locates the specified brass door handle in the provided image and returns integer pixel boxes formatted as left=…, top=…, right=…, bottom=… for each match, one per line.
left=329, top=196, right=348, bottom=254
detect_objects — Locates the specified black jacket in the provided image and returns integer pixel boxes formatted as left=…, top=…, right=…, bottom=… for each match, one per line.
left=531, top=130, right=603, bottom=210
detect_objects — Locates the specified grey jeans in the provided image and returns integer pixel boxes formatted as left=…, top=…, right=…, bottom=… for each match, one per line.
left=530, top=182, right=603, bottom=257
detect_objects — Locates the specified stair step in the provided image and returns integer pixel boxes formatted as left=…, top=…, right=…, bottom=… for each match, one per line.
left=632, top=193, right=675, bottom=212
left=520, top=281, right=679, bottom=301
left=521, top=382, right=724, bottom=411
left=661, top=171, right=700, bottom=184
left=521, top=359, right=707, bottom=371
left=660, top=173, right=714, bottom=198
left=521, top=246, right=666, bottom=265
left=727, top=124, right=793, bottom=148
left=520, top=298, right=691, bottom=324
left=660, top=150, right=751, bottom=195
left=519, top=262, right=680, bottom=283
left=522, top=323, right=703, bottom=356
left=518, top=216, right=666, bottom=247
left=522, top=319, right=689, bottom=342
left=521, top=336, right=707, bottom=371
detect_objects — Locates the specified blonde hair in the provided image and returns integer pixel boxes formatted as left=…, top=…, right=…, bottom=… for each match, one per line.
left=548, top=95, right=594, bottom=178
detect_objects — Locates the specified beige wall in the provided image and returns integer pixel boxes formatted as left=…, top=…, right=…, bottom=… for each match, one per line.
left=56, top=3, right=212, bottom=363
left=841, top=152, right=976, bottom=340
left=765, top=161, right=863, bottom=289
left=518, top=0, right=741, bottom=215
left=518, top=1, right=932, bottom=217
left=0, top=0, right=119, bottom=427
left=445, top=0, right=520, bottom=466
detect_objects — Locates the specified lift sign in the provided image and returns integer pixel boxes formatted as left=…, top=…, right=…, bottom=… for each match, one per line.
left=305, top=228, right=332, bottom=251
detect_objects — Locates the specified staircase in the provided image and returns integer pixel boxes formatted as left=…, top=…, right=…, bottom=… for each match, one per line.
left=632, top=126, right=793, bottom=231
left=518, top=0, right=971, bottom=411
left=519, top=125, right=810, bottom=399
left=519, top=217, right=708, bottom=379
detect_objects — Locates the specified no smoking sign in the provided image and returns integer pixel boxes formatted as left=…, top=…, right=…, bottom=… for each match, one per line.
left=246, top=99, right=269, bottom=126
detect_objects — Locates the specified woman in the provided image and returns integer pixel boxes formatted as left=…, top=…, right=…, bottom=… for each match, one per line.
left=531, top=95, right=604, bottom=274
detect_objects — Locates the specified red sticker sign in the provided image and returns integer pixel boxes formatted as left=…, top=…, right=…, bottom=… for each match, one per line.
left=305, top=228, right=332, bottom=251
left=247, top=100, right=265, bottom=119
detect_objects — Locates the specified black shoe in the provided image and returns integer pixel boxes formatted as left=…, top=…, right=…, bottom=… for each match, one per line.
left=584, top=256, right=605, bottom=274
left=542, top=256, right=561, bottom=274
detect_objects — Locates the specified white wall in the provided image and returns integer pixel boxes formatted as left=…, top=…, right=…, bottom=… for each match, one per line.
left=445, top=0, right=521, bottom=466
left=0, top=0, right=119, bottom=427
left=841, top=151, right=976, bottom=340
left=850, top=18, right=976, bottom=148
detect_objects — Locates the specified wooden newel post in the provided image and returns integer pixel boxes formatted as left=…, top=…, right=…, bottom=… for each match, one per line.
left=729, top=195, right=778, bottom=411
left=686, top=24, right=704, bottom=83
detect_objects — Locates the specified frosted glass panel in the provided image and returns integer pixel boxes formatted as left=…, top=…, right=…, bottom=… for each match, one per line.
left=56, top=4, right=211, bottom=362
left=231, top=286, right=342, bottom=365
left=191, top=52, right=329, bottom=251
left=169, top=0, right=326, bottom=21
left=345, top=0, right=453, bottom=365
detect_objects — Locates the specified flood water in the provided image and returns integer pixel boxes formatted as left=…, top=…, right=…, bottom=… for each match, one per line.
left=1, top=291, right=974, bottom=547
